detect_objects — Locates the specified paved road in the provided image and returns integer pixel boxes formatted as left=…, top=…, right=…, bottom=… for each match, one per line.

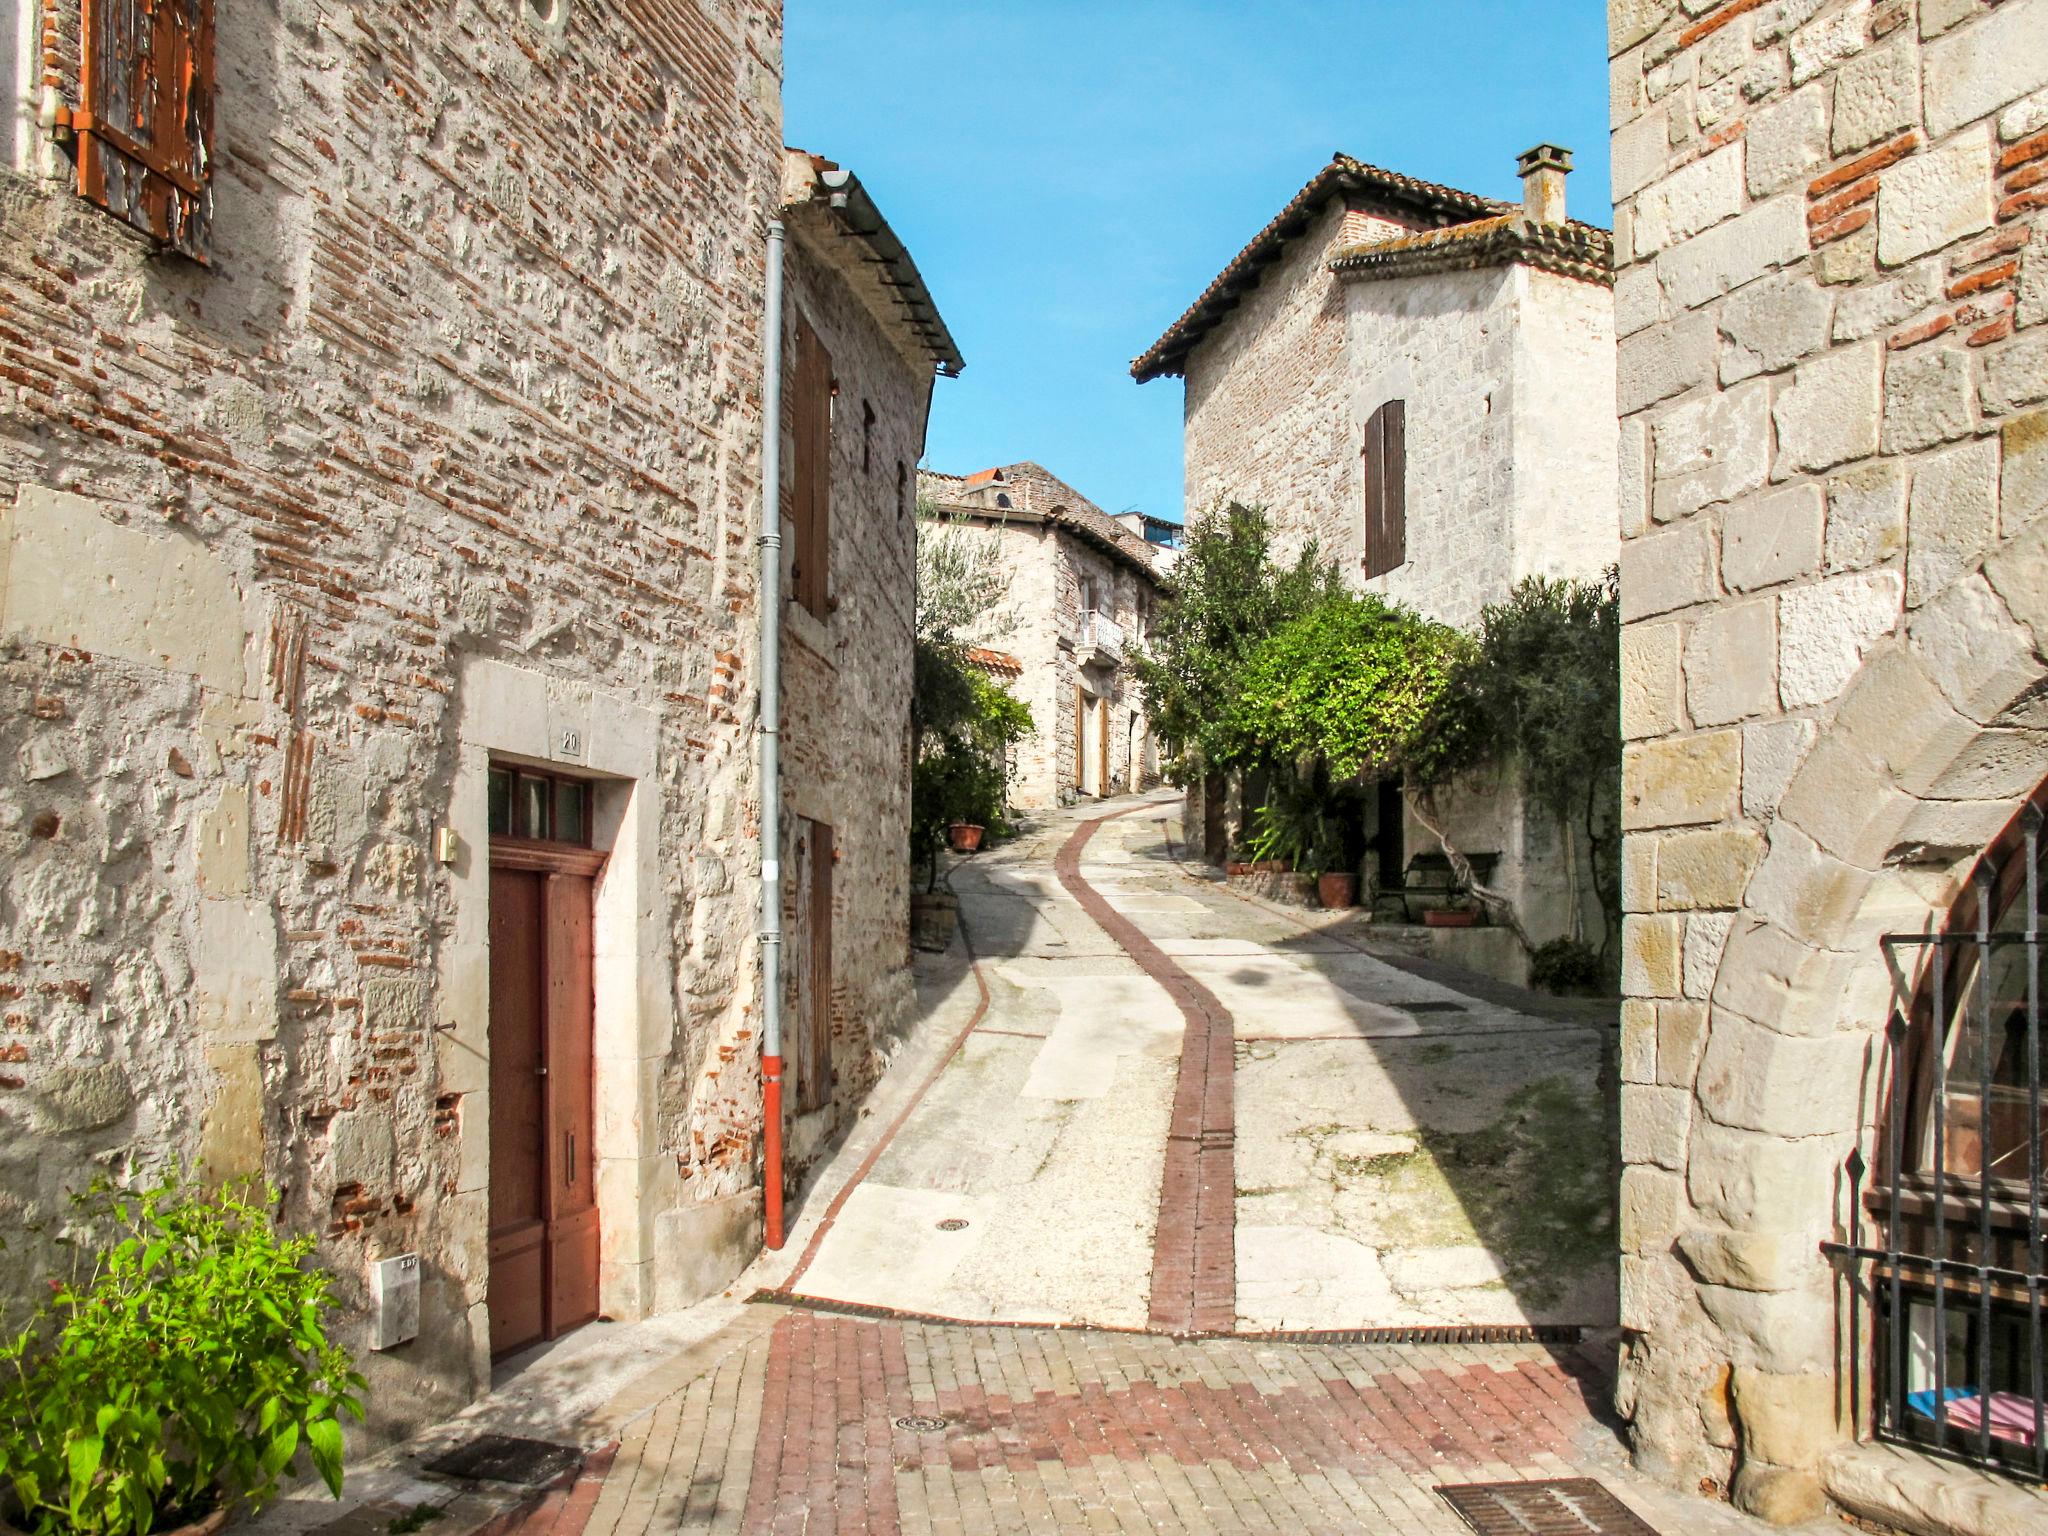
left=774, top=793, right=1617, bottom=1336
left=282, top=797, right=1815, bottom=1534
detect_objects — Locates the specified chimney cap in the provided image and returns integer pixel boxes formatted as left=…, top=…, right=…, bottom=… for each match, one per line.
left=1517, top=144, right=1573, bottom=177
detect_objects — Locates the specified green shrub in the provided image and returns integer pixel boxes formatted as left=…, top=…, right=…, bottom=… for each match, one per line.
left=0, top=1173, right=365, bottom=1536
left=910, top=655, right=1032, bottom=885
left=1231, top=592, right=1479, bottom=784
left=1529, top=938, right=1604, bottom=996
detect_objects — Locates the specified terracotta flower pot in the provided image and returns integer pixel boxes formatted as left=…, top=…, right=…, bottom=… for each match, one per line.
left=1253, top=858, right=1289, bottom=874
left=1226, top=860, right=1251, bottom=877
left=1316, top=872, right=1358, bottom=910
left=948, top=823, right=985, bottom=853
left=1424, top=907, right=1478, bottom=928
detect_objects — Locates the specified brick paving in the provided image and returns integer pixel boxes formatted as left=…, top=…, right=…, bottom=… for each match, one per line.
left=1053, top=804, right=1237, bottom=1335
left=518, top=1303, right=1678, bottom=1534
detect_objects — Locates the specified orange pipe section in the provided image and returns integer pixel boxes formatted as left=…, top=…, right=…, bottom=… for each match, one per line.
left=763, top=1053, right=785, bottom=1249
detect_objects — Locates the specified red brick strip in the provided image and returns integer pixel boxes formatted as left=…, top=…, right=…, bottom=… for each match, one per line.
left=1053, top=803, right=1236, bottom=1334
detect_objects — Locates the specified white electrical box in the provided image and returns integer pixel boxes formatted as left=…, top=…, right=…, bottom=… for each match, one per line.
left=370, top=1252, right=421, bottom=1350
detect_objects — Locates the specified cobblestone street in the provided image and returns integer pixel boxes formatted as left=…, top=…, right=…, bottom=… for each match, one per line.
left=277, top=798, right=1807, bottom=1534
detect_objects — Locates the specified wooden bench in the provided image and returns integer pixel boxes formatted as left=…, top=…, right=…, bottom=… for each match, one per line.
left=1370, top=850, right=1500, bottom=924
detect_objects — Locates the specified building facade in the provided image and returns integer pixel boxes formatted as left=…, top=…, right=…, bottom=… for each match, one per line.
left=1610, top=0, right=2048, bottom=1527
left=919, top=464, right=1164, bottom=810
left=0, top=1, right=954, bottom=1448
left=1133, top=149, right=1618, bottom=971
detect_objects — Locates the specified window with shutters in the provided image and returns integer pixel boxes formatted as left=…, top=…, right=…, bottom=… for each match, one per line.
left=69, top=0, right=215, bottom=263
left=791, top=315, right=833, bottom=620
left=1360, top=398, right=1407, bottom=580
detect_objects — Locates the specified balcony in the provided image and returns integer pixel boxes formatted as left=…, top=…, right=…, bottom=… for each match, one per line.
left=1081, top=610, right=1124, bottom=666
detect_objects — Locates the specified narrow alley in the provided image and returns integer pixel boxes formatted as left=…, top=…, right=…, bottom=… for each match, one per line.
left=276, top=798, right=1792, bottom=1535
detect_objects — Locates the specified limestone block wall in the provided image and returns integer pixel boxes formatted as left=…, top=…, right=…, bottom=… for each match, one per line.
left=1610, top=0, right=2048, bottom=1518
left=0, top=0, right=901, bottom=1450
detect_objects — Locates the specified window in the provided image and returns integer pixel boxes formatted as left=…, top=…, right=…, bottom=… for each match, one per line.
left=72, top=0, right=215, bottom=262
left=487, top=766, right=592, bottom=846
left=1361, top=398, right=1407, bottom=579
left=791, top=315, right=833, bottom=619
left=1831, top=797, right=2048, bottom=1477
left=897, top=460, right=908, bottom=520
left=861, top=400, right=876, bottom=473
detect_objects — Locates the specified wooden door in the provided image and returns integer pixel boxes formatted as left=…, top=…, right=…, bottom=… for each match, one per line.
left=487, top=861, right=598, bottom=1358
left=1098, top=700, right=1111, bottom=798
left=1073, top=683, right=1086, bottom=790
left=784, top=819, right=834, bottom=1114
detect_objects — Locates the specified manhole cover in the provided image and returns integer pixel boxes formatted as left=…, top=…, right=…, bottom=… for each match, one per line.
left=893, top=1414, right=947, bottom=1433
left=1438, top=1480, right=1660, bottom=1536
left=936, top=1218, right=970, bottom=1231
left=424, top=1434, right=582, bottom=1487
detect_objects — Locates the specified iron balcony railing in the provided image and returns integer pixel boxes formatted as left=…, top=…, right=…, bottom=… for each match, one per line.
left=1823, top=804, right=2047, bottom=1480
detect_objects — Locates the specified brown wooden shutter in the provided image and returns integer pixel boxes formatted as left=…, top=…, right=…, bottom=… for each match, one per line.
left=77, top=0, right=214, bottom=263
left=1361, top=400, right=1407, bottom=579
left=1382, top=398, right=1407, bottom=572
left=791, top=317, right=833, bottom=619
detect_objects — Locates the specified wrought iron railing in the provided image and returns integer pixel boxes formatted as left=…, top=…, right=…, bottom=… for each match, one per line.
left=1823, top=804, right=2046, bottom=1480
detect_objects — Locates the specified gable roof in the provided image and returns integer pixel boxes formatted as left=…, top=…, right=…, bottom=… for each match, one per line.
left=921, top=461, right=1165, bottom=584
left=1130, top=154, right=1507, bottom=383
left=1130, top=153, right=1611, bottom=381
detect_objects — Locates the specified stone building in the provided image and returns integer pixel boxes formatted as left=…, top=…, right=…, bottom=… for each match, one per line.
left=1609, top=0, right=2048, bottom=1528
left=919, top=464, right=1165, bottom=809
left=0, top=2, right=956, bottom=1447
left=1132, top=147, right=1618, bottom=975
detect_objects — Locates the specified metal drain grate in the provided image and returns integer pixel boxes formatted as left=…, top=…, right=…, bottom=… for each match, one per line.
left=935, top=1218, right=970, bottom=1231
left=1438, top=1479, right=1661, bottom=1535
left=893, top=1414, right=947, bottom=1433
left=424, top=1434, right=582, bottom=1487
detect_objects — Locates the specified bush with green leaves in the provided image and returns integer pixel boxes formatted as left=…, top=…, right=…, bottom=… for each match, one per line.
left=910, top=657, right=1032, bottom=887
left=0, top=1172, right=365, bottom=1536
left=1230, top=591, right=1478, bottom=785
left=1130, top=502, right=1338, bottom=780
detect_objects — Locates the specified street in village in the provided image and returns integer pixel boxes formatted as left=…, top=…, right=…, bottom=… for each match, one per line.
left=269, top=797, right=1798, bottom=1536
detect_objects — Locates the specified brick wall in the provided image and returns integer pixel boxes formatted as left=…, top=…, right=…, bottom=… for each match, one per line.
left=1610, top=0, right=2048, bottom=1520
left=0, top=0, right=920, bottom=1446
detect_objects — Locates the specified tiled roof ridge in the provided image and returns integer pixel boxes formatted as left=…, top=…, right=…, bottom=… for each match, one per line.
left=1129, top=152, right=1611, bottom=381
left=1328, top=213, right=1614, bottom=288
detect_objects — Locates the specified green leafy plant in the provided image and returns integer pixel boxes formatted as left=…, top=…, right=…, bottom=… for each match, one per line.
left=1460, top=572, right=1622, bottom=968
left=1529, top=938, right=1604, bottom=995
left=0, top=1172, right=366, bottom=1536
left=1229, top=592, right=1479, bottom=784
left=910, top=663, right=1032, bottom=889
left=1130, top=502, right=1339, bottom=781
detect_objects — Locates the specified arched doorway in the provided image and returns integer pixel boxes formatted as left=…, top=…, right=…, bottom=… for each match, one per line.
left=1834, top=791, right=2048, bottom=1479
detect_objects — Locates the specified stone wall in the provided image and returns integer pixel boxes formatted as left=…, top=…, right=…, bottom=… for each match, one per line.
left=1610, top=0, right=2048, bottom=1521
left=0, top=0, right=922, bottom=1450
left=1183, top=201, right=1356, bottom=541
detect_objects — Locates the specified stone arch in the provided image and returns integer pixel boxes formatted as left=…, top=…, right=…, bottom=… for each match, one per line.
left=1650, top=524, right=2048, bottom=1514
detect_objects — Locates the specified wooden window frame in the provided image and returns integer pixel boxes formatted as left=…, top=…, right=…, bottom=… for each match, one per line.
left=1361, top=398, right=1407, bottom=580
left=487, top=764, right=596, bottom=852
left=75, top=0, right=215, bottom=263
left=791, top=315, right=834, bottom=621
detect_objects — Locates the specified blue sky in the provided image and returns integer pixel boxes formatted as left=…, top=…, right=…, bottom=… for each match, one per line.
left=785, top=2, right=1612, bottom=523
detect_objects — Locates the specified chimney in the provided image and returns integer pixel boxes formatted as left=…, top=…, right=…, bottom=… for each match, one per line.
left=1516, top=143, right=1572, bottom=225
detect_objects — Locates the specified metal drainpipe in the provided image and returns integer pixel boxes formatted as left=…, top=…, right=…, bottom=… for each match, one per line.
left=758, top=218, right=787, bottom=1250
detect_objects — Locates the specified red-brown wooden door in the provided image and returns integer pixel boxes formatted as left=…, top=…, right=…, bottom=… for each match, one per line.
left=487, top=861, right=599, bottom=1359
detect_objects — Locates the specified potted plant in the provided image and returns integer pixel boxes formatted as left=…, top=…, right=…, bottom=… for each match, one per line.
left=0, top=1171, right=365, bottom=1536
left=1424, top=896, right=1480, bottom=928
left=947, top=822, right=984, bottom=853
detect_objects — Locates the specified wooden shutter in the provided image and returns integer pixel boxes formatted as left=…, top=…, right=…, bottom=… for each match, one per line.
left=802, top=822, right=834, bottom=1112
left=1361, top=399, right=1407, bottom=579
left=76, top=0, right=214, bottom=263
left=791, top=317, right=832, bottom=620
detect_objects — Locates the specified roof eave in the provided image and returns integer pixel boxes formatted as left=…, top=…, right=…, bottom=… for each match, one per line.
left=800, top=163, right=965, bottom=379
